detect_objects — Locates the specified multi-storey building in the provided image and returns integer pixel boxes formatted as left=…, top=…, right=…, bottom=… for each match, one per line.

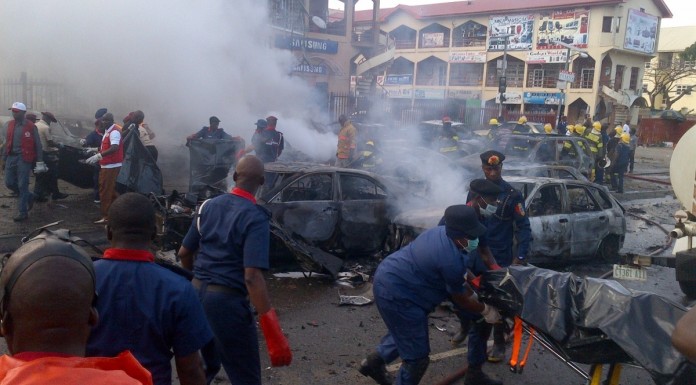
left=345, top=0, right=672, bottom=125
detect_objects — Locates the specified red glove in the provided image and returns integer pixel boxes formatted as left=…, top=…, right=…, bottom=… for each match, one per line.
left=490, top=263, right=502, bottom=271
left=470, top=275, right=482, bottom=289
left=259, top=308, right=292, bottom=367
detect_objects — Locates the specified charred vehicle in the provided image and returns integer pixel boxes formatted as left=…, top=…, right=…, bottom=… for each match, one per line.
left=392, top=176, right=626, bottom=264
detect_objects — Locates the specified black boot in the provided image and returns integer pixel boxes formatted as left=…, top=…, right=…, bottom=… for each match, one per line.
left=358, top=352, right=393, bottom=385
left=465, top=365, right=503, bottom=385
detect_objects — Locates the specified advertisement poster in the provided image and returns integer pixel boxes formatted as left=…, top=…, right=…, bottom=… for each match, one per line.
left=385, top=74, right=413, bottom=85
left=414, top=88, right=446, bottom=100
left=422, top=32, right=445, bottom=48
left=526, top=49, right=568, bottom=64
left=536, top=9, right=589, bottom=49
left=449, top=51, right=487, bottom=63
left=524, top=92, right=563, bottom=105
left=624, top=9, right=658, bottom=54
left=384, top=87, right=412, bottom=99
left=488, top=14, right=534, bottom=51
left=496, top=92, right=523, bottom=104
left=448, top=89, right=481, bottom=100
left=454, top=21, right=488, bottom=46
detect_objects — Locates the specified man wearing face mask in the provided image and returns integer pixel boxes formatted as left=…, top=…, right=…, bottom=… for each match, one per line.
left=470, top=150, right=531, bottom=364
left=359, top=205, right=502, bottom=385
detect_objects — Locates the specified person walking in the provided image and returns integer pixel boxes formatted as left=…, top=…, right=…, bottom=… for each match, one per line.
left=177, top=155, right=292, bottom=385
left=336, top=114, right=357, bottom=167
left=85, top=113, right=122, bottom=224
left=3, top=102, right=43, bottom=222
left=34, top=111, right=69, bottom=202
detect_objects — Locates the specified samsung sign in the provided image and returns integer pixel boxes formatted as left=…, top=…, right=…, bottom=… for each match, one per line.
left=293, top=64, right=327, bottom=75
left=275, top=36, right=339, bottom=54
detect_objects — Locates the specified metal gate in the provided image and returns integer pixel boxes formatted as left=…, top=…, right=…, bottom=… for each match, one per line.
left=1, top=72, right=73, bottom=113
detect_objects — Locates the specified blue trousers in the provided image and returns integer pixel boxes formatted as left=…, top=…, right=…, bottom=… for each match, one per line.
left=374, top=281, right=431, bottom=385
left=197, top=286, right=260, bottom=385
left=4, top=155, right=34, bottom=215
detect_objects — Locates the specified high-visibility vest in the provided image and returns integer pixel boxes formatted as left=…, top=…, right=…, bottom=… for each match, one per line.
left=585, top=131, right=603, bottom=155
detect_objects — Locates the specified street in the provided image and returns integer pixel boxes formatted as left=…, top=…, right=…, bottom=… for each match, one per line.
left=0, top=146, right=691, bottom=385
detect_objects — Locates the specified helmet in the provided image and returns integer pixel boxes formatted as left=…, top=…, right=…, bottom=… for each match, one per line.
left=365, top=140, right=375, bottom=147
left=593, top=121, right=601, bottom=130
left=567, top=125, right=575, bottom=133
left=518, top=116, right=527, bottom=124
left=544, top=123, right=553, bottom=133
left=614, top=126, right=622, bottom=135
left=489, top=118, right=499, bottom=126
left=575, top=125, right=586, bottom=135
left=621, top=133, right=630, bottom=144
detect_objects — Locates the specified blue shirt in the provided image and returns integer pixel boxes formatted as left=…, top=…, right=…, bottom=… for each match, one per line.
left=86, top=249, right=213, bottom=385
left=374, top=226, right=468, bottom=312
left=192, top=126, right=232, bottom=140
left=182, top=192, right=270, bottom=292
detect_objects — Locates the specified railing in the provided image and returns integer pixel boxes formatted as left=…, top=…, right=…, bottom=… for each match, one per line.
left=526, top=73, right=562, bottom=89
left=449, top=76, right=483, bottom=87
left=394, top=39, right=417, bottom=49
left=485, top=75, right=524, bottom=88
left=452, top=37, right=487, bottom=48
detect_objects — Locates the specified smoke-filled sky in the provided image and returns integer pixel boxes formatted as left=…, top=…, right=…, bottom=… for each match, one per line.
left=0, top=0, right=337, bottom=159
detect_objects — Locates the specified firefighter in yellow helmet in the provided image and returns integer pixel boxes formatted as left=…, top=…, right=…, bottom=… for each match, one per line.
left=357, top=140, right=382, bottom=170
left=610, top=133, right=631, bottom=193
left=585, top=121, right=605, bottom=184
left=512, top=115, right=529, bottom=134
left=543, top=123, right=553, bottom=134
left=437, top=116, right=460, bottom=157
left=488, top=117, right=512, bottom=150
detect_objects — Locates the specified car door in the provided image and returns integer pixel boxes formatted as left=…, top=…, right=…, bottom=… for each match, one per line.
left=265, top=172, right=340, bottom=248
left=525, top=183, right=571, bottom=262
left=566, top=183, right=606, bottom=258
left=338, top=173, right=389, bottom=255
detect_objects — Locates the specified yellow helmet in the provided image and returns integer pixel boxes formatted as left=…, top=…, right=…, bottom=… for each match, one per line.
left=366, top=140, right=375, bottom=147
left=614, top=126, right=622, bottom=135
left=518, top=116, right=527, bottom=124
left=544, top=123, right=553, bottom=133
left=592, top=121, right=601, bottom=130
left=489, top=118, right=499, bottom=126
left=621, top=133, right=630, bottom=144
left=567, top=125, right=575, bottom=133
left=575, top=125, right=586, bottom=135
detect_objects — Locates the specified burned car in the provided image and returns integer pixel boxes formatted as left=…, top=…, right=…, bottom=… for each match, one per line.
left=392, top=176, right=626, bottom=264
left=504, top=164, right=588, bottom=181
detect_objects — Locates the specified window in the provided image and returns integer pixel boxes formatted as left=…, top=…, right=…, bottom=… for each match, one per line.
left=281, top=174, right=333, bottom=202
left=528, top=185, right=564, bottom=217
left=676, top=85, right=692, bottom=94
left=644, top=61, right=651, bottom=69
left=580, top=68, right=594, bottom=88
left=567, top=185, right=600, bottom=213
left=449, top=63, right=484, bottom=86
left=587, top=186, right=613, bottom=210
left=532, top=69, right=545, bottom=88
left=340, top=175, right=386, bottom=200
left=629, top=67, right=640, bottom=90
left=642, top=84, right=648, bottom=93
left=602, top=16, right=613, bottom=33
left=453, top=21, right=487, bottom=47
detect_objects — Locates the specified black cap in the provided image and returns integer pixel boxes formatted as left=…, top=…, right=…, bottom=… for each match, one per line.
left=95, top=108, right=108, bottom=119
left=444, top=205, right=487, bottom=239
left=480, top=150, right=505, bottom=166
left=469, top=179, right=503, bottom=197
left=255, top=119, right=268, bottom=128
left=209, top=116, right=221, bottom=123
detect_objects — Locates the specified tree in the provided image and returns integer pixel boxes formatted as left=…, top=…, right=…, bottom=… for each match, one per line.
left=644, top=48, right=696, bottom=109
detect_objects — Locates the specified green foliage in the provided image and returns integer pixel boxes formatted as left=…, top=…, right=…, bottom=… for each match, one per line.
left=683, top=41, right=696, bottom=62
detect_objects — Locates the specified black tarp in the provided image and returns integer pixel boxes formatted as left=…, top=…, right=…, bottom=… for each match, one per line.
left=478, top=266, right=696, bottom=385
left=116, top=130, right=164, bottom=195
left=187, top=138, right=245, bottom=195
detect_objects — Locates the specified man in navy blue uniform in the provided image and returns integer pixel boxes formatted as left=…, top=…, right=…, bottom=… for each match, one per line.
left=87, top=193, right=212, bottom=385
left=469, top=150, right=531, bottom=364
left=359, top=205, right=502, bottom=385
left=186, top=116, right=232, bottom=141
left=178, top=155, right=292, bottom=385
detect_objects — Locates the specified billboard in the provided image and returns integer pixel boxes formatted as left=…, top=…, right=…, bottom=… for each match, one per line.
left=449, top=51, right=487, bottom=63
left=488, top=14, right=535, bottom=51
left=422, top=32, right=445, bottom=48
left=524, top=92, right=563, bottom=105
left=536, top=9, right=589, bottom=49
left=624, top=9, right=658, bottom=54
left=526, top=49, right=568, bottom=64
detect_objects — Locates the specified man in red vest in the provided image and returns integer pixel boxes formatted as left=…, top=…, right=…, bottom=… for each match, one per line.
left=85, top=113, right=123, bottom=224
left=3, top=102, right=44, bottom=222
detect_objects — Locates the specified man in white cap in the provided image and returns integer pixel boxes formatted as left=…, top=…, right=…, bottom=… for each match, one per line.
left=2, top=102, right=44, bottom=222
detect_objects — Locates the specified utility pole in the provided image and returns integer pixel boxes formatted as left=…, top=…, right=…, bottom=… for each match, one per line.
left=497, top=35, right=512, bottom=119
left=555, top=41, right=588, bottom=127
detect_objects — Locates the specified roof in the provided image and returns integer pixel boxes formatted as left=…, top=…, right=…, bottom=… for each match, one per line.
left=657, top=26, right=696, bottom=52
left=354, top=0, right=672, bottom=23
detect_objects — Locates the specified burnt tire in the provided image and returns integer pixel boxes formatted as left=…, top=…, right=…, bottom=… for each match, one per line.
left=596, top=235, right=620, bottom=263
left=679, top=281, right=696, bottom=299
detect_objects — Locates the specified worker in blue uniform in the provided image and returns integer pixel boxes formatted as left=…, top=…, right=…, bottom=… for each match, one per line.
left=178, top=155, right=292, bottom=385
left=359, top=205, right=502, bottom=385
left=468, top=150, right=531, bottom=364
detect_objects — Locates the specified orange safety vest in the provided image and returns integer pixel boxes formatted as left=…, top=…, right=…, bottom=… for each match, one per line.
left=337, top=122, right=356, bottom=159
left=0, top=351, right=152, bottom=385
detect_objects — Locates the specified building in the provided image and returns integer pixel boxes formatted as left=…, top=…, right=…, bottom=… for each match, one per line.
left=643, top=26, right=696, bottom=112
left=343, top=0, right=672, bottom=126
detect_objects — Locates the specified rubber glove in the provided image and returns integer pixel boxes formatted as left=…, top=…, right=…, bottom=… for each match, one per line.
left=470, top=275, right=482, bottom=290
left=85, top=153, right=102, bottom=165
left=33, top=161, right=48, bottom=174
left=259, top=308, right=292, bottom=367
left=79, top=138, right=87, bottom=146
left=490, top=263, right=502, bottom=270
left=481, top=304, right=502, bottom=324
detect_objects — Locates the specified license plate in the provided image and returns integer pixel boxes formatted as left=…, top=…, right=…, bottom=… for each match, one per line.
left=612, top=264, right=647, bottom=281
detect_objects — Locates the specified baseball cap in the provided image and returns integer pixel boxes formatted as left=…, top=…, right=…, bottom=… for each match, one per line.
left=209, top=116, right=221, bottom=123
left=9, top=102, right=26, bottom=112
left=443, top=205, right=487, bottom=239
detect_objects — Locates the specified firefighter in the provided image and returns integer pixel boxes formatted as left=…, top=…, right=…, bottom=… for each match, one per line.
left=356, top=140, right=382, bottom=170
left=487, top=118, right=512, bottom=151
left=512, top=116, right=528, bottom=134
left=437, top=116, right=460, bottom=157
left=585, top=122, right=605, bottom=184
left=543, top=123, right=553, bottom=134
left=573, top=124, right=588, bottom=152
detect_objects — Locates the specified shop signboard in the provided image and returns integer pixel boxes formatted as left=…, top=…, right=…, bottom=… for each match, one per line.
left=526, top=49, right=568, bottom=64
left=414, top=88, right=446, bottom=100
left=624, top=9, right=658, bottom=54
left=384, top=87, right=413, bottom=99
left=536, top=8, right=589, bottom=49
left=524, top=92, right=563, bottom=105
left=488, top=14, right=534, bottom=51
left=274, top=35, right=339, bottom=54
left=422, top=32, right=445, bottom=48
left=447, top=89, right=482, bottom=99
left=449, top=51, right=487, bottom=63
left=385, top=74, right=413, bottom=85
left=293, top=63, right=327, bottom=75
left=558, top=70, right=575, bottom=83
left=495, top=92, right=523, bottom=104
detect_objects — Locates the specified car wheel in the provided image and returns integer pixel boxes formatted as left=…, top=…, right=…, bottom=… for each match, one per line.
left=595, top=235, right=620, bottom=262
left=679, top=281, right=696, bottom=299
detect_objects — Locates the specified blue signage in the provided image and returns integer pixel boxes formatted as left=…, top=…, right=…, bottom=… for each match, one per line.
left=275, top=36, right=339, bottom=54
left=293, top=63, right=327, bottom=75
left=524, top=92, right=563, bottom=105
left=385, top=74, right=413, bottom=85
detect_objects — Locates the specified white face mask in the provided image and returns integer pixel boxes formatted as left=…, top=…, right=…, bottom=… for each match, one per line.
left=480, top=201, right=498, bottom=218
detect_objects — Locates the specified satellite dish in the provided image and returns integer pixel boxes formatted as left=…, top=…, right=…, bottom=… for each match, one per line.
left=312, top=16, right=327, bottom=30
left=670, top=125, right=696, bottom=211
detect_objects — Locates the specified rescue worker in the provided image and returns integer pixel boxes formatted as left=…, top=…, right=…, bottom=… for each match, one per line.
left=33, top=112, right=68, bottom=202
left=81, top=117, right=106, bottom=203
left=511, top=116, right=528, bottom=134
left=557, top=115, right=568, bottom=136
left=606, top=126, right=622, bottom=188
left=565, top=124, right=575, bottom=136
left=611, top=133, right=631, bottom=194
left=187, top=116, right=232, bottom=142
left=543, top=123, right=553, bottom=134
left=437, top=116, right=460, bottom=157
left=561, top=125, right=577, bottom=158
left=573, top=124, right=588, bottom=153
left=487, top=118, right=512, bottom=151
left=471, top=150, right=531, bottom=364
left=241, top=117, right=285, bottom=163
left=585, top=122, right=605, bottom=184
left=358, top=205, right=502, bottom=385
left=356, top=140, right=382, bottom=170
left=336, top=114, right=357, bottom=167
